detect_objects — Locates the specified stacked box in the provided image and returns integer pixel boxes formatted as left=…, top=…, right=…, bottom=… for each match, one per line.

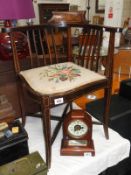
left=0, top=120, right=29, bottom=165
left=0, top=151, right=47, bottom=175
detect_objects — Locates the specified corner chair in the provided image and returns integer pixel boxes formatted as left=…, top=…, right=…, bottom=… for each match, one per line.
left=2, top=23, right=121, bottom=168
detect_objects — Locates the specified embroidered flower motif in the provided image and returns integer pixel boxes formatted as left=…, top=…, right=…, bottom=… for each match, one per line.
left=39, top=64, right=81, bottom=83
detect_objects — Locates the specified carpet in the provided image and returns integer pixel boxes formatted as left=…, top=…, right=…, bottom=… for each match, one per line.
left=86, top=94, right=131, bottom=174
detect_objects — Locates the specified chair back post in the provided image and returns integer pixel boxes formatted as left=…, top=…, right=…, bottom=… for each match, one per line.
left=67, top=27, right=72, bottom=61
left=10, top=32, right=21, bottom=74
left=104, top=27, right=122, bottom=87
left=104, top=29, right=115, bottom=82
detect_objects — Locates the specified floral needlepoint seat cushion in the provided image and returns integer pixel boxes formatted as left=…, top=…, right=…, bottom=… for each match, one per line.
left=20, top=62, right=106, bottom=95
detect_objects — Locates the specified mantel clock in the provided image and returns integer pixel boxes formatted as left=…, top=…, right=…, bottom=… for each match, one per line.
left=61, top=110, right=95, bottom=156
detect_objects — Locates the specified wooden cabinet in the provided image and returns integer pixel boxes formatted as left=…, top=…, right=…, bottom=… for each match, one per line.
left=38, top=3, right=70, bottom=24
left=113, top=49, right=131, bottom=75
left=0, top=60, right=40, bottom=119
left=0, top=60, right=21, bottom=117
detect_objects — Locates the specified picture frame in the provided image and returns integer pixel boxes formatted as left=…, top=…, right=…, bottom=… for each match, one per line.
left=95, top=0, right=105, bottom=13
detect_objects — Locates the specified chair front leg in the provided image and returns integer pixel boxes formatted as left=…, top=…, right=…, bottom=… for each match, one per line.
left=103, top=87, right=112, bottom=139
left=17, top=81, right=26, bottom=126
left=41, top=96, right=51, bottom=169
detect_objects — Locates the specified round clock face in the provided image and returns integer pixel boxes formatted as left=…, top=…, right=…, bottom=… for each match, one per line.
left=67, top=119, right=88, bottom=138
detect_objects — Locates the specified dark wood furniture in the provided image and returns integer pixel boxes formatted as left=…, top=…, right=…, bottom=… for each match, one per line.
left=0, top=11, right=86, bottom=122
left=95, top=0, right=105, bottom=13
left=113, top=48, right=131, bottom=75
left=61, top=109, right=95, bottom=156
left=48, top=11, right=87, bottom=59
left=92, top=15, right=104, bottom=25
left=48, top=11, right=86, bottom=24
left=38, top=3, right=70, bottom=24
left=0, top=60, right=40, bottom=120
left=0, top=94, right=16, bottom=123
left=0, top=60, right=21, bottom=117
left=2, top=22, right=119, bottom=169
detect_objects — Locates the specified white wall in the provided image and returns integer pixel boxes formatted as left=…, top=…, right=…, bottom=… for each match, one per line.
left=103, top=0, right=124, bottom=47
left=67, top=0, right=87, bottom=10
left=104, top=0, right=123, bottom=27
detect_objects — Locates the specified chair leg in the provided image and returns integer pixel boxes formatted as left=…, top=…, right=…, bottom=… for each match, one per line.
left=103, top=87, right=112, bottom=139
left=41, top=97, right=51, bottom=169
left=51, top=103, right=71, bottom=145
left=17, top=81, right=26, bottom=126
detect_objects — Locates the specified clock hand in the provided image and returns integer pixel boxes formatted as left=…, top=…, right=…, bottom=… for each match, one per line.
left=74, top=125, right=81, bottom=131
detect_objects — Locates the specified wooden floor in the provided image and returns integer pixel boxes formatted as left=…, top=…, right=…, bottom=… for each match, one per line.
left=75, top=72, right=129, bottom=109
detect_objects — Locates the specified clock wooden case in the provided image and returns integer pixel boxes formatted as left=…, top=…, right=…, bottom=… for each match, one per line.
left=61, top=109, right=95, bottom=156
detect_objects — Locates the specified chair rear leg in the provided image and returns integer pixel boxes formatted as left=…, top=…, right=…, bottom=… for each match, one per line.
left=41, top=97, right=51, bottom=169
left=103, top=87, right=112, bottom=139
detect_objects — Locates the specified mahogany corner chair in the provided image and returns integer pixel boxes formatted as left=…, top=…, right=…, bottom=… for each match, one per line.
left=5, top=23, right=120, bottom=168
